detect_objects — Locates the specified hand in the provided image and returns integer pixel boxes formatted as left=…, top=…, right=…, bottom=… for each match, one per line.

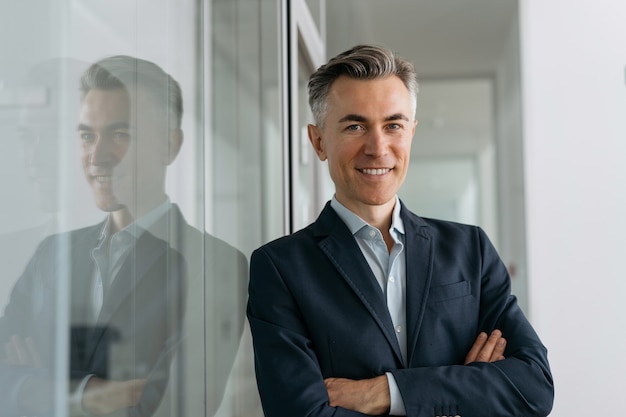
left=464, top=329, right=507, bottom=364
left=324, top=375, right=390, bottom=415
left=3, top=335, right=42, bottom=367
left=82, top=377, right=146, bottom=415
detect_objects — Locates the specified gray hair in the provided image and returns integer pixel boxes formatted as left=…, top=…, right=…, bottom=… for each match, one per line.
left=80, top=55, right=183, bottom=129
left=308, top=44, right=418, bottom=127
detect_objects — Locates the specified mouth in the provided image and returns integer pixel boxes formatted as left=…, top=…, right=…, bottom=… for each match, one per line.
left=90, top=173, right=123, bottom=184
left=94, top=175, right=113, bottom=184
left=359, top=168, right=392, bottom=176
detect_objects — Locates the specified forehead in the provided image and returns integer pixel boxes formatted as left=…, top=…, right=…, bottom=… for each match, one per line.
left=79, top=87, right=161, bottom=124
left=80, top=88, right=130, bottom=118
left=325, top=75, right=413, bottom=121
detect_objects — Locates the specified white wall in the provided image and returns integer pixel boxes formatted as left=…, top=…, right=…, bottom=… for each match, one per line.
left=520, top=1, right=626, bottom=415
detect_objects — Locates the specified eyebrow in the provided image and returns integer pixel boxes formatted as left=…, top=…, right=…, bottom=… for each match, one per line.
left=337, top=113, right=410, bottom=124
left=77, top=122, right=131, bottom=131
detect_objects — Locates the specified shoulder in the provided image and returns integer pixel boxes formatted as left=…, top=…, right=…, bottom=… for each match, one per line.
left=401, top=204, right=480, bottom=235
left=32, top=222, right=103, bottom=254
left=400, top=205, right=493, bottom=252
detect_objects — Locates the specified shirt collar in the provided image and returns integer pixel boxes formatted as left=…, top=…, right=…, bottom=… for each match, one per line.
left=330, top=195, right=404, bottom=236
left=97, top=198, right=172, bottom=242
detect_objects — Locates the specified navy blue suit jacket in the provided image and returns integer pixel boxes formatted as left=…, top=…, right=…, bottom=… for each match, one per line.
left=0, top=204, right=247, bottom=417
left=0, top=220, right=186, bottom=417
left=247, top=202, right=553, bottom=417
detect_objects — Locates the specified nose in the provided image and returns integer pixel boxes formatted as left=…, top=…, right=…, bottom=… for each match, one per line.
left=89, top=135, right=116, bottom=166
left=363, top=128, right=388, bottom=157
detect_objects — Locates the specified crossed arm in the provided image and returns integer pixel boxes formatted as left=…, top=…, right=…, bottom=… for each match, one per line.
left=324, top=330, right=507, bottom=415
left=3, top=335, right=145, bottom=415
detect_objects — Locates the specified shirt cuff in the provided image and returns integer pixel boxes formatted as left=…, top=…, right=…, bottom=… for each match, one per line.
left=386, top=372, right=406, bottom=416
left=68, top=374, right=94, bottom=416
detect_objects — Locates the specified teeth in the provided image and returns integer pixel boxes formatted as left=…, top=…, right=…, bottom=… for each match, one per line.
left=361, top=168, right=390, bottom=175
left=94, top=176, right=112, bottom=183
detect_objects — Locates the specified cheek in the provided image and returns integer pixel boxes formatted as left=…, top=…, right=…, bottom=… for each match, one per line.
left=114, top=142, right=132, bottom=159
left=80, top=153, right=90, bottom=169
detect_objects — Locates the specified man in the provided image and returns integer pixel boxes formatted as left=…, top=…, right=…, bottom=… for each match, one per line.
left=247, top=45, right=553, bottom=417
left=0, top=56, right=247, bottom=416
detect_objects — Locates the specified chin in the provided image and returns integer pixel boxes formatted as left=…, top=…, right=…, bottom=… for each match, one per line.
left=362, top=195, right=395, bottom=206
left=96, top=201, right=124, bottom=213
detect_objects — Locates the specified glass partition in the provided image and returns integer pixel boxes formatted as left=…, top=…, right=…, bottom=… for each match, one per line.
left=0, top=0, right=281, bottom=415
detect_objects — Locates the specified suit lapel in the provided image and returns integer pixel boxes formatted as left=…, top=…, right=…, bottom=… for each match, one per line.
left=401, top=207, right=434, bottom=366
left=315, top=204, right=404, bottom=364
left=70, top=223, right=104, bottom=320
left=67, top=222, right=106, bottom=371
left=88, top=229, right=169, bottom=362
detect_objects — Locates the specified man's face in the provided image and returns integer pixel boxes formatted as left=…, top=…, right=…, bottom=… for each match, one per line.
left=308, top=75, right=417, bottom=216
left=78, top=88, right=169, bottom=213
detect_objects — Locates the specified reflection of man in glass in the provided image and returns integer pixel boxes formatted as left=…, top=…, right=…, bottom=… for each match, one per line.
left=0, top=56, right=247, bottom=416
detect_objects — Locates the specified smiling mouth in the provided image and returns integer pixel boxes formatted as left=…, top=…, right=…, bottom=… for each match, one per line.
left=359, top=168, right=392, bottom=175
left=92, top=174, right=124, bottom=184
left=94, top=175, right=113, bottom=184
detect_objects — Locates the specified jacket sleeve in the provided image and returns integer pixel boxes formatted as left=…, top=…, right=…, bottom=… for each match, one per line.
left=247, top=247, right=371, bottom=417
left=391, top=228, right=554, bottom=417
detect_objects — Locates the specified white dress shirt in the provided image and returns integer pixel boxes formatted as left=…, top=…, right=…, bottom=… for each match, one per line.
left=330, top=196, right=407, bottom=416
left=71, top=200, right=171, bottom=415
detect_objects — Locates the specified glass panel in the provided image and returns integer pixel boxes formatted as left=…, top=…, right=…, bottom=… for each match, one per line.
left=305, top=0, right=324, bottom=33
left=0, top=0, right=279, bottom=415
left=210, top=0, right=281, bottom=415
left=292, top=38, right=332, bottom=231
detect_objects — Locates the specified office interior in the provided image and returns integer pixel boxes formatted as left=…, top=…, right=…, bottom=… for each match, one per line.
left=0, top=0, right=624, bottom=416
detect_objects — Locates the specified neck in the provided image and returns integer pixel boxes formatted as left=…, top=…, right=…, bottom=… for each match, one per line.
left=109, top=194, right=167, bottom=233
left=338, top=197, right=396, bottom=233
left=110, top=208, right=134, bottom=234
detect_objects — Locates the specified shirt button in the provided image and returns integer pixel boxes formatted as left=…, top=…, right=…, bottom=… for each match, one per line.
left=389, top=276, right=395, bottom=283
left=395, top=325, right=402, bottom=333
left=369, top=230, right=376, bottom=237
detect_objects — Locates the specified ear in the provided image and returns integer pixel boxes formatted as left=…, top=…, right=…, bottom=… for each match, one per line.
left=163, top=128, right=183, bottom=165
left=411, top=119, right=418, bottom=136
left=307, top=124, right=326, bottom=161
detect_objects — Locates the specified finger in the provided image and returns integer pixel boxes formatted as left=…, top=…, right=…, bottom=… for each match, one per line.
left=475, top=330, right=502, bottom=362
left=324, top=378, right=340, bottom=406
left=464, top=332, right=488, bottom=365
left=490, top=336, right=507, bottom=362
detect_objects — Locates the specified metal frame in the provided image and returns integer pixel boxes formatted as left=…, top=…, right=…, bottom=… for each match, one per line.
left=283, top=0, right=325, bottom=233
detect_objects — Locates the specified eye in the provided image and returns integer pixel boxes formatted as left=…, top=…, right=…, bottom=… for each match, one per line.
left=387, top=123, right=402, bottom=130
left=79, top=132, right=96, bottom=142
left=346, top=124, right=363, bottom=132
left=112, top=131, right=131, bottom=143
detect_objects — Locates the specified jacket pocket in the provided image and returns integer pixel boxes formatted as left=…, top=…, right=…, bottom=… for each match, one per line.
left=427, top=280, right=471, bottom=303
